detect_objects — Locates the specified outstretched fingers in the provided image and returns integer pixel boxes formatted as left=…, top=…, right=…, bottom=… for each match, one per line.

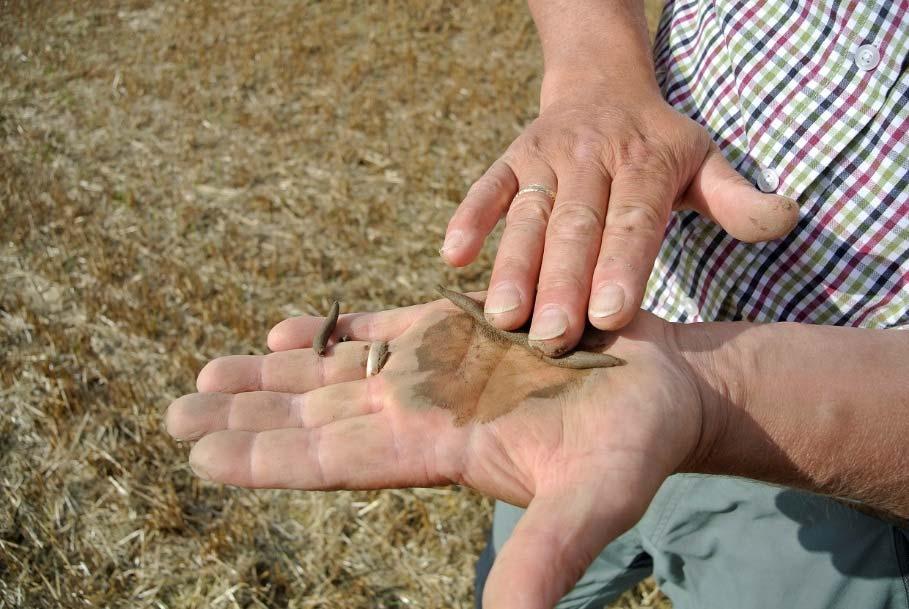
left=167, top=391, right=301, bottom=441
left=166, top=377, right=384, bottom=441
left=187, top=412, right=455, bottom=490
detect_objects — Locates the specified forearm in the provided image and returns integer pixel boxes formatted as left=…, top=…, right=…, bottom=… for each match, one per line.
left=527, top=0, right=660, bottom=108
left=677, top=320, right=909, bottom=518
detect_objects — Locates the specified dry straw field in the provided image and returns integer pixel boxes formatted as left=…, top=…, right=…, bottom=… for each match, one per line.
left=1, top=1, right=669, bottom=607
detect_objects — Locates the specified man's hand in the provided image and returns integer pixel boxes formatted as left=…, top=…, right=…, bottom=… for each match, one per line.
left=167, top=297, right=707, bottom=608
left=440, top=0, right=799, bottom=356
left=442, top=87, right=799, bottom=356
left=167, top=296, right=909, bottom=607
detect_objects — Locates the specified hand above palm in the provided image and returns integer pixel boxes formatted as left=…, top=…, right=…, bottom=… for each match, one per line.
left=166, top=295, right=706, bottom=608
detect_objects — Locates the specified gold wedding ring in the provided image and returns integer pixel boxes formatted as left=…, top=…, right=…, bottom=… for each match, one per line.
left=515, top=183, right=556, bottom=201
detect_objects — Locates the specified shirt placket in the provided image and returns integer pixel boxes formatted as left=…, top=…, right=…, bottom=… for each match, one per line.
left=718, top=0, right=907, bottom=203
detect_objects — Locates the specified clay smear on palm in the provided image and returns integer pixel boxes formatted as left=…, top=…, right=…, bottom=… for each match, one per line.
left=313, top=290, right=625, bottom=426
left=405, top=311, right=593, bottom=425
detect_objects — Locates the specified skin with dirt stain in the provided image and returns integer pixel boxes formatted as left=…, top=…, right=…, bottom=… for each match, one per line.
left=376, top=302, right=630, bottom=426
left=316, top=289, right=624, bottom=372
left=435, top=286, right=625, bottom=369
left=305, top=291, right=627, bottom=426
left=405, top=311, right=592, bottom=424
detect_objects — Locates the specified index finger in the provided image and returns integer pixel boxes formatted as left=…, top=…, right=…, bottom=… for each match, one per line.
left=267, top=300, right=432, bottom=352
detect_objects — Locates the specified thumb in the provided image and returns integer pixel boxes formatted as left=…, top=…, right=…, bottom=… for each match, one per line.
left=482, top=489, right=636, bottom=609
left=682, top=146, right=799, bottom=243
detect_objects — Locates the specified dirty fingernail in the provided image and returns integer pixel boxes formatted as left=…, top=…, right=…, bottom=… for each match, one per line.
left=439, top=230, right=464, bottom=255
left=528, top=306, right=568, bottom=341
left=485, top=283, right=521, bottom=315
left=589, top=284, right=625, bottom=318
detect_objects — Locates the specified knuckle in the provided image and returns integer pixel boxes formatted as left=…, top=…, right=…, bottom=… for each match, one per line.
left=611, top=131, right=654, bottom=170
left=513, top=132, right=547, bottom=160
left=606, top=203, right=665, bottom=236
left=616, top=140, right=689, bottom=184
left=596, top=252, right=637, bottom=274
left=506, top=195, right=551, bottom=229
left=467, top=173, right=508, bottom=201
left=537, top=274, right=586, bottom=296
left=495, top=253, right=532, bottom=277
left=608, top=128, right=674, bottom=176
left=565, top=135, right=605, bottom=167
left=549, top=201, right=604, bottom=239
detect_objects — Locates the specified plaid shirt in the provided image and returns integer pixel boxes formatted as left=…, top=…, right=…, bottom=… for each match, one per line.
left=644, top=0, right=908, bottom=328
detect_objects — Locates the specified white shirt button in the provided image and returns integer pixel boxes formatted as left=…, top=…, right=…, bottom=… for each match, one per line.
left=756, top=166, right=779, bottom=193
left=854, top=44, right=880, bottom=71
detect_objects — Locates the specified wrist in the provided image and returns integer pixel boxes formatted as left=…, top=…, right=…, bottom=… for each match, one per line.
left=539, top=66, right=661, bottom=111
left=672, top=321, right=808, bottom=484
left=528, top=0, right=661, bottom=110
left=670, top=320, right=752, bottom=474
left=671, top=321, right=909, bottom=517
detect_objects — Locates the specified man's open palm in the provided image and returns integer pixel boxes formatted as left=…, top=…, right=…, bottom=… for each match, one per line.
left=166, top=296, right=705, bottom=608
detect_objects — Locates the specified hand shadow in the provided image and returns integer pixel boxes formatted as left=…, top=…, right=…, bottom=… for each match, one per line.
left=774, top=490, right=907, bottom=579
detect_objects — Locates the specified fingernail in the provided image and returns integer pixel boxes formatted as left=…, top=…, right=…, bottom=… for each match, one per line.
left=439, top=230, right=464, bottom=255
left=190, top=462, right=212, bottom=481
left=589, top=284, right=625, bottom=318
left=528, top=306, right=568, bottom=341
left=485, top=283, right=521, bottom=315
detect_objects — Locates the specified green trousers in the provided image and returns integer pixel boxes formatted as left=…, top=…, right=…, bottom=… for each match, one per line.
left=478, top=475, right=909, bottom=609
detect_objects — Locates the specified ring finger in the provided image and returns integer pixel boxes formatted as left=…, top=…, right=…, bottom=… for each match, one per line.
left=483, top=164, right=559, bottom=330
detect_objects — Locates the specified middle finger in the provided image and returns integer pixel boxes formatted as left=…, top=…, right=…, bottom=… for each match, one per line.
left=528, top=164, right=610, bottom=356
